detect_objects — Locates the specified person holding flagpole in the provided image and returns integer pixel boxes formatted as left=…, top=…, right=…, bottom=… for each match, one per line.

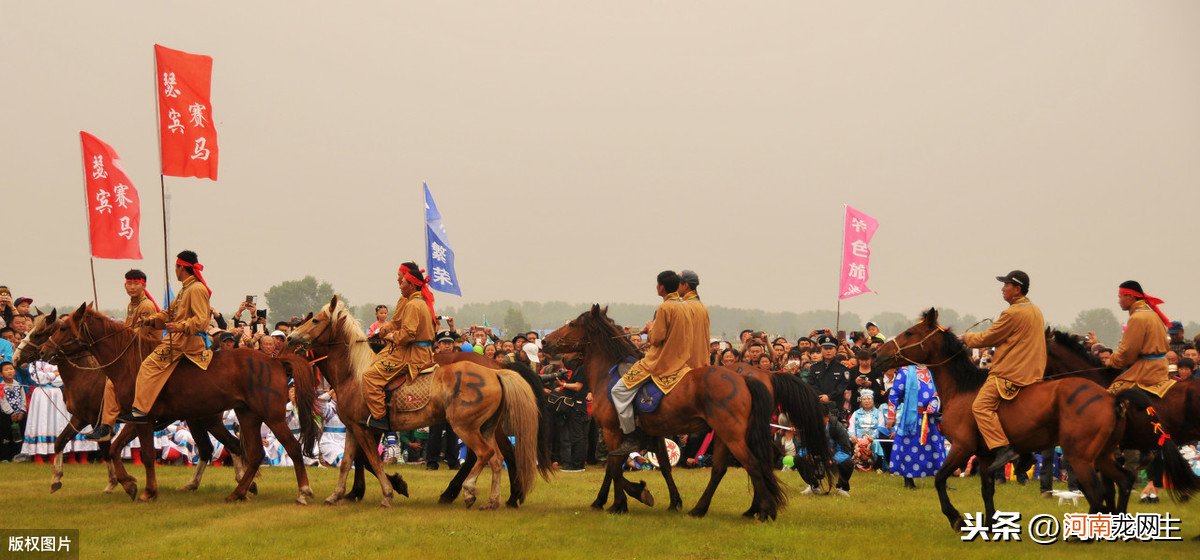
left=87, top=270, right=161, bottom=440
left=118, top=251, right=212, bottom=423
left=360, top=262, right=436, bottom=431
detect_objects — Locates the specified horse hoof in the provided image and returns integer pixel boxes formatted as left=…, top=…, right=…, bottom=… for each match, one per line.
left=124, top=483, right=138, bottom=501
left=137, top=493, right=155, bottom=503
left=668, top=501, right=683, bottom=512
left=296, top=495, right=309, bottom=506
left=479, top=499, right=500, bottom=511
left=323, top=494, right=343, bottom=506
left=638, top=489, right=655, bottom=507
left=179, top=484, right=198, bottom=492
left=607, top=503, right=629, bottom=515
left=505, top=500, right=520, bottom=509
left=464, top=496, right=476, bottom=509
left=742, top=508, right=757, bottom=519
left=300, top=486, right=314, bottom=499
left=950, top=516, right=965, bottom=531
left=438, top=494, right=456, bottom=505
left=378, top=500, right=392, bottom=509
left=248, top=482, right=259, bottom=496
left=50, top=482, right=62, bottom=494
left=225, top=493, right=247, bottom=503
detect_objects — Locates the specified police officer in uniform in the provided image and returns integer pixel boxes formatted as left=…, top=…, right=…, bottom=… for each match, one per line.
left=806, top=334, right=852, bottom=420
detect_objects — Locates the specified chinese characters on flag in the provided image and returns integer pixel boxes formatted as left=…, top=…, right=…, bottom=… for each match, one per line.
left=155, top=44, right=218, bottom=180
left=80, top=132, right=142, bottom=259
left=839, top=205, right=878, bottom=299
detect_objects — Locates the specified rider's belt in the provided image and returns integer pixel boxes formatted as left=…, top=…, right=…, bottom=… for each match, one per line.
left=1138, top=353, right=1166, bottom=360
left=408, top=341, right=433, bottom=348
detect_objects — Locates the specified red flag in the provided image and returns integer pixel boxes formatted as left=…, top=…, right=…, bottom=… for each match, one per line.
left=155, top=44, right=218, bottom=180
left=80, top=132, right=143, bottom=260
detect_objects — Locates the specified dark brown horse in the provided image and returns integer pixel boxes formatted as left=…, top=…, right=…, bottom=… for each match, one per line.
left=544, top=305, right=826, bottom=520
left=286, top=296, right=553, bottom=508
left=285, top=297, right=544, bottom=510
left=873, top=309, right=1132, bottom=530
left=44, top=305, right=320, bottom=504
left=1045, top=330, right=1200, bottom=502
left=15, top=309, right=247, bottom=495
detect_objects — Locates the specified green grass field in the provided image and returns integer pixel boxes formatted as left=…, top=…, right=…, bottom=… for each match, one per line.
left=0, top=462, right=1193, bottom=559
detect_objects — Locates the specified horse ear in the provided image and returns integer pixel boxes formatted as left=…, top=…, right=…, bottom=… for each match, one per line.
left=590, top=304, right=601, bottom=316
left=329, top=295, right=338, bottom=309
left=34, top=306, right=42, bottom=315
left=304, top=312, right=313, bottom=323
left=47, top=308, right=57, bottom=322
left=923, top=307, right=939, bottom=326
left=71, top=303, right=87, bottom=322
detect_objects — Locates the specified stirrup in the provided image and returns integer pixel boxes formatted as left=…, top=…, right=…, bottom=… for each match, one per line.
left=116, top=410, right=150, bottom=424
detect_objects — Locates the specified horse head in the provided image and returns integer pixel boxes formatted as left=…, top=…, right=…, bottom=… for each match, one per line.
left=872, top=307, right=949, bottom=369
left=13, top=308, right=58, bottom=366
left=285, top=295, right=338, bottom=349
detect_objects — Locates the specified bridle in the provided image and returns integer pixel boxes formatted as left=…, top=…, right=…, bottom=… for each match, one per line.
left=43, top=316, right=138, bottom=371
left=882, top=318, right=991, bottom=368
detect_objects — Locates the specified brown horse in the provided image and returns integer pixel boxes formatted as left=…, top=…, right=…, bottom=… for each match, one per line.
left=15, top=309, right=246, bottom=495
left=285, top=296, right=544, bottom=509
left=287, top=297, right=552, bottom=507
left=872, top=309, right=1132, bottom=530
left=1045, top=330, right=1200, bottom=502
left=43, top=304, right=319, bottom=504
left=543, top=305, right=821, bottom=520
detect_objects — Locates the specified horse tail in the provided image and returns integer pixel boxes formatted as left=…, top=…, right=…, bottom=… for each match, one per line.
left=1116, top=388, right=1200, bottom=503
left=503, top=360, right=555, bottom=481
left=283, top=357, right=320, bottom=456
left=745, top=376, right=786, bottom=510
left=771, top=373, right=834, bottom=488
left=497, top=370, right=542, bottom=501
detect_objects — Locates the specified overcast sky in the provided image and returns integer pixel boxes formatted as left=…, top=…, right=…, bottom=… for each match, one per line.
left=3, top=2, right=1198, bottom=328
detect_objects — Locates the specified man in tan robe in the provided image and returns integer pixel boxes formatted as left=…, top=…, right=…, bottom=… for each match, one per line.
left=88, top=270, right=161, bottom=440
left=119, top=251, right=213, bottom=422
left=961, top=270, right=1046, bottom=472
left=1107, top=280, right=1173, bottom=397
left=610, top=271, right=693, bottom=455
left=360, top=262, right=436, bottom=430
left=678, top=269, right=711, bottom=370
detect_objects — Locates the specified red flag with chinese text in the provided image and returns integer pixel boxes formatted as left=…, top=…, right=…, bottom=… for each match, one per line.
left=80, top=132, right=143, bottom=259
left=155, top=44, right=218, bottom=180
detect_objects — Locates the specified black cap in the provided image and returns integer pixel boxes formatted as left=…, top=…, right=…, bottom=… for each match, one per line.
left=817, top=334, right=838, bottom=348
left=995, top=270, right=1030, bottom=288
left=436, top=330, right=456, bottom=343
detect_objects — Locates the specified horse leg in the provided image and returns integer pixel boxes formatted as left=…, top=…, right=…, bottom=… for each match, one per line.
left=1096, top=452, right=1134, bottom=513
left=689, top=440, right=730, bottom=518
left=135, top=425, right=158, bottom=503
left=495, top=434, right=523, bottom=508
left=263, top=418, right=312, bottom=505
left=206, top=420, right=253, bottom=494
left=50, top=418, right=81, bottom=493
left=475, top=423, right=506, bottom=511
left=1064, top=452, right=1104, bottom=514
left=347, top=426, right=394, bottom=508
left=456, top=426, right=497, bottom=509
left=107, top=425, right=138, bottom=497
left=226, top=413, right=264, bottom=502
left=441, top=449, right=477, bottom=505
left=934, top=443, right=973, bottom=531
left=653, top=438, right=684, bottom=512
left=721, top=436, right=775, bottom=521
left=182, top=421, right=213, bottom=491
left=325, top=433, right=357, bottom=505
left=605, top=452, right=632, bottom=514
left=591, top=470, right=613, bottom=510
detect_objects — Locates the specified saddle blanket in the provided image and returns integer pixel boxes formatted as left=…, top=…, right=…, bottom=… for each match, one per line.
left=388, top=366, right=438, bottom=412
left=608, top=362, right=665, bottom=414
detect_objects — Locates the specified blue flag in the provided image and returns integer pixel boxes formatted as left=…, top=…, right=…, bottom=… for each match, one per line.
left=424, top=182, right=461, bottom=296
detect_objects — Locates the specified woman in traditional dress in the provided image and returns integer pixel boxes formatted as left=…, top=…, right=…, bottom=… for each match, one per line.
left=887, top=364, right=945, bottom=489
left=21, top=360, right=98, bottom=463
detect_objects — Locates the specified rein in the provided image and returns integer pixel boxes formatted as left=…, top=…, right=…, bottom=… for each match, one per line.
left=44, top=318, right=140, bottom=371
left=885, top=318, right=991, bottom=368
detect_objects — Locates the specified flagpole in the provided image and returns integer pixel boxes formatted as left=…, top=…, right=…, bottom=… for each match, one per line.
left=835, top=204, right=846, bottom=334
left=79, top=139, right=99, bottom=307
left=153, top=51, right=173, bottom=353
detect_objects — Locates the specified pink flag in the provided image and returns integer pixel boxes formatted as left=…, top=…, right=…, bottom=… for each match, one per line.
left=839, top=205, right=878, bottom=299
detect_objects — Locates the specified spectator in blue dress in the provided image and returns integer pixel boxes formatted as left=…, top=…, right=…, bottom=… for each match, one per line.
left=887, top=364, right=946, bottom=489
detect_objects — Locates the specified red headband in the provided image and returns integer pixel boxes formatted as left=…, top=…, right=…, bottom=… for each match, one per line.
left=399, top=265, right=436, bottom=326
left=1119, top=287, right=1170, bottom=327
left=127, top=278, right=162, bottom=312
left=176, top=258, right=212, bottom=297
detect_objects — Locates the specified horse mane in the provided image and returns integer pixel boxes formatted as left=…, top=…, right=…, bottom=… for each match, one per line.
left=1050, top=329, right=1104, bottom=368
left=326, top=300, right=375, bottom=383
left=83, top=307, right=158, bottom=346
left=934, top=329, right=988, bottom=392
left=577, top=308, right=643, bottom=363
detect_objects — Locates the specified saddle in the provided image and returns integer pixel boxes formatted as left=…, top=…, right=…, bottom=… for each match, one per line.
left=608, top=361, right=666, bottom=414
left=387, top=365, right=438, bottom=412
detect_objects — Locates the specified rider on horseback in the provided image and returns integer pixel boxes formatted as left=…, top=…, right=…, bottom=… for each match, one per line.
left=610, top=270, right=693, bottom=455
left=118, top=251, right=213, bottom=423
left=1107, top=280, right=1173, bottom=397
left=960, top=270, right=1046, bottom=474
left=88, top=269, right=161, bottom=440
left=359, top=262, right=436, bottom=431
left=678, top=270, right=711, bottom=370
